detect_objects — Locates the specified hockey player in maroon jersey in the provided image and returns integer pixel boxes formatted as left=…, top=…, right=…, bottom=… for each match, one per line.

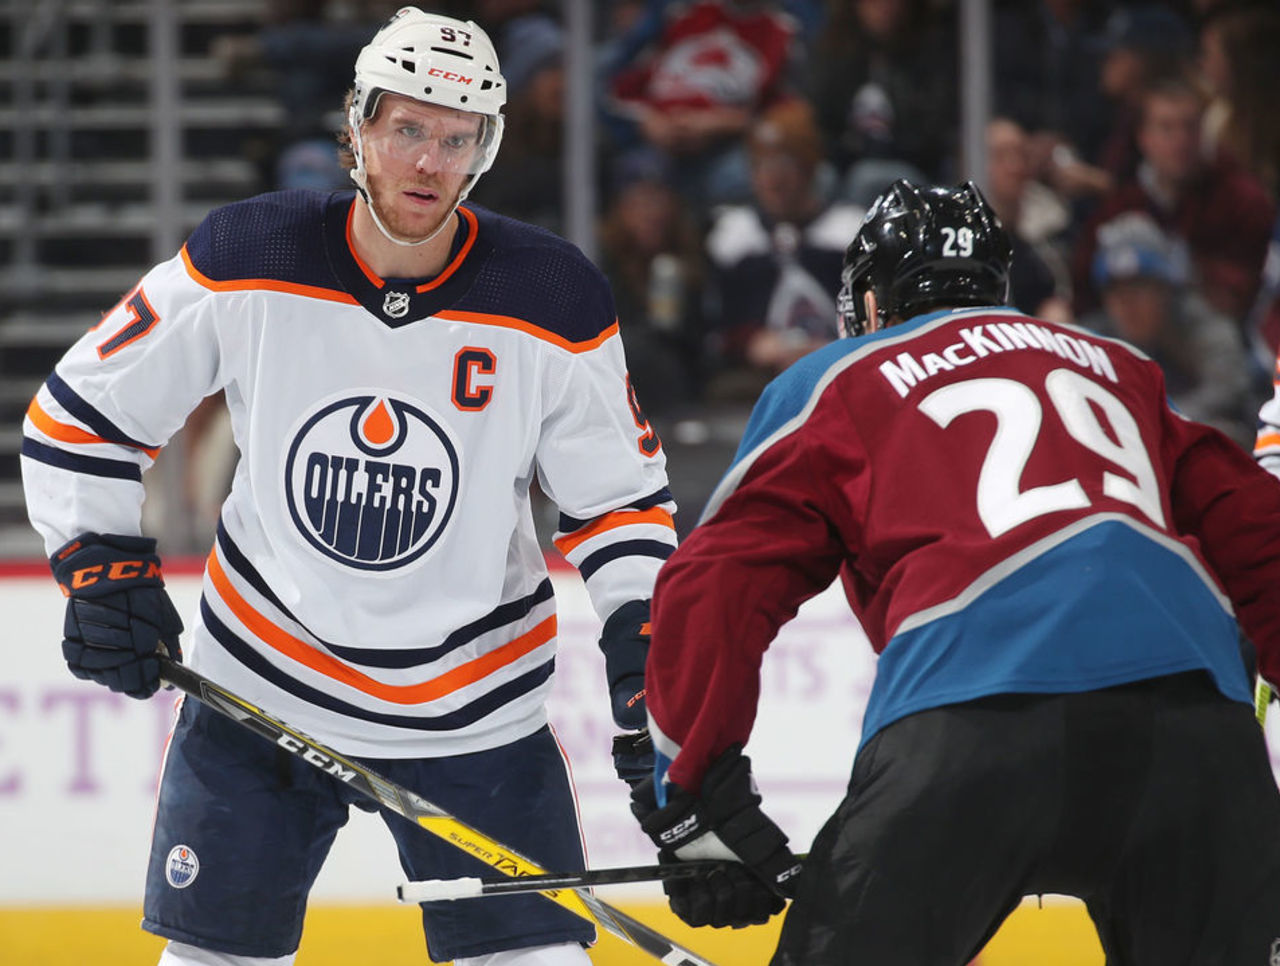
left=631, top=180, right=1280, bottom=963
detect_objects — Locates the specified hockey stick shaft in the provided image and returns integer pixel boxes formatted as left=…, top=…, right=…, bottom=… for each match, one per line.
left=400, top=849, right=812, bottom=902
left=399, top=860, right=727, bottom=902
left=158, top=658, right=717, bottom=966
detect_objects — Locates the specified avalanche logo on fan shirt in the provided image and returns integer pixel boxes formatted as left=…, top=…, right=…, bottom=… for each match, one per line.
left=284, top=393, right=460, bottom=572
left=165, top=845, right=199, bottom=888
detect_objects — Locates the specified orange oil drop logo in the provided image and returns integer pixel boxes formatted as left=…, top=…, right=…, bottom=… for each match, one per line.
left=359, top=399, right=396, bottom=447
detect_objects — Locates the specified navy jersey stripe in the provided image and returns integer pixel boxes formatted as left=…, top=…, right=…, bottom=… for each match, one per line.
left=215, top=519, right=556, bottom=669
left=579, top=539, right=675, bottom=581
left=46, top=372, right=159, bottom=449
left=201, top=597, right=555, bottom=730
left=21, top=437, right=142, bottom=481
left=216, top=518, right=292, bottom=617
left=324, top=579, right=556, bottom=668
left=557, top=487, right=675, bottom=533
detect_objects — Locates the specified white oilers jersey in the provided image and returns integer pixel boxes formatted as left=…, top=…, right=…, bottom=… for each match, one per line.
left=1256, top=354, right=1280, bottom=479
left=22, top=190, right=677, bottom=757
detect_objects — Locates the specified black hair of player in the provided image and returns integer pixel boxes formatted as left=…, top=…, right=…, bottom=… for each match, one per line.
left=837, top=180, right=1013, bottom=337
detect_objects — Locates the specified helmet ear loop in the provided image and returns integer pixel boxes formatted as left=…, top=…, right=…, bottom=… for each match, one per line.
left=347, top=103, right=371, bottom=197
left=851, top=285, right=871, bottom=337
left=456, top=113, right=504, bottom=204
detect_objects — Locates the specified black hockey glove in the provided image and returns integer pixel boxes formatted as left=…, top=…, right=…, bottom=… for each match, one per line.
left=630, top=744, right=802, bottom=929
left=612, top=729, right=654, bottom=787
left=50, top=533, right=184, bottom=699
left=600, top=599, right=654, bottom=785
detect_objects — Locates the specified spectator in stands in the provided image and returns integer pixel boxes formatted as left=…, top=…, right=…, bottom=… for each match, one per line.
left=1070, top=73, right=1275, bottom=327
left=211, top=0, right=394, bottom=191
left=476, top=0, right=556, bottom=34
left=993, top=0, right=1114, bottom=205
left=1196, top=0, right=1237, bottom=165
left=1082, top=212, right=1256, bottom=449
left=1200, top=0, right=1280, bottom=195
left=467, top=17, right=566, bottom=233
left=985, top=116, right=1074, bottom=325
left=1198, top=1, right=1280, bottom=356
left=597, top=154, right=708, bottom=418
left=601, top=0, right=804, bottom=209
left=1094, top=3, right=1196, bottom=184
left=703, top=100, right=863, bottom=399
left=808, top=0, right=955, bottom=204
left=475, top=0, right=561, bottom=98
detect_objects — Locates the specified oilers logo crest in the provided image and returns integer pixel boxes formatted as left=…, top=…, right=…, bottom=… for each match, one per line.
left=165, top=845, right=199, bottom=888
left=284, top=393, right=460, bottom=571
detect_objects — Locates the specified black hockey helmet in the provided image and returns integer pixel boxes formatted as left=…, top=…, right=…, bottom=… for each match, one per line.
left=837, top=179, right=1012, bottom=337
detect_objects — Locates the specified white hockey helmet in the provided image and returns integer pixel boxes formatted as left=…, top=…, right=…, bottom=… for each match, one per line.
left=347, top=7, right=508, bottom=245
left=351, top=7, right=506, bottom=175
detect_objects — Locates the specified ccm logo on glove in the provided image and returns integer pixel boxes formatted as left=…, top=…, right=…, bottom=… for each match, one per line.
left=659, top=814, right=701, bottom=845
left=58, top=558, right=164, bottom=592
left=49, top=532, right=184, bottom=700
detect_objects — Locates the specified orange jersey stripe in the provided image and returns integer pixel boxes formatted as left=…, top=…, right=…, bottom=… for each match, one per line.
left=417, top=206, right=478, bottom=292
left=436, top=309, right=620, bottom=353
left=343, top=201, right=479, bottom=292
left=344, top=199, right=384, bottom=288
left=26, top=395, right=162, bottom=459
left=553, top=506, right=675, bottom=556
left=1256, top=430, right=1280, bottom=451
left=181, top=245, right=359, bottom=305
left=207, top=546, right=556, bottom=704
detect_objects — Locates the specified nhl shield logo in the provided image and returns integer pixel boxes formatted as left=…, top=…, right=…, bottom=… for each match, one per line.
left=382, top=290, right=411, bottom=319
left=284, top=392, right=460, bottom=572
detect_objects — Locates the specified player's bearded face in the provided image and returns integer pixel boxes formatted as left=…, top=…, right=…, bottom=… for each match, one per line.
left=361, top=95, right=484, bottom=241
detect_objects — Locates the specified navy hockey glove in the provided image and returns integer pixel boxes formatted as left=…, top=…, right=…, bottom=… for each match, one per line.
left=630, top=744, right=802, bottom=929
left=600, top=599, right=650, bottom=728
left=600, top=599, right=654, bottom=785
left=612, top=729, right=654, bottom=787
left=50, top=533, right=184, bottom=699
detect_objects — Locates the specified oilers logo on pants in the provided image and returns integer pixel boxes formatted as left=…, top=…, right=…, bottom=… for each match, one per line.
left=284, top=392, right=460, bottom=572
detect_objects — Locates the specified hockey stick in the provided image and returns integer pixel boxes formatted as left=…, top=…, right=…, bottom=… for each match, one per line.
left=158, top=658, right=718, bottom=966
left=399, top=860, right=727, bottom=902
left=1256, top=674, right=1273, bottom=727
left=400, top=851, right=812, bottom=903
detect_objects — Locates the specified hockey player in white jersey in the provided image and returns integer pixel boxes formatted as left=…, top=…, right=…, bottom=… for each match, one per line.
left=20, top=8, right=676, bottom=965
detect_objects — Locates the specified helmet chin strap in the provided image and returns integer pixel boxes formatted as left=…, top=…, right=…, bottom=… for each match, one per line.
left=347, top=110, right=473, bottom=249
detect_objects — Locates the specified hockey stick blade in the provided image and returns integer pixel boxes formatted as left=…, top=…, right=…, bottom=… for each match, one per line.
left=398, top=859, right=729, bottom=902
left=158, top=658, right=719, bottom=966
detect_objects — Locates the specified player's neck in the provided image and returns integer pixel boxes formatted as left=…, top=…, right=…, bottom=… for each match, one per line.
left=349, top=198, right=458, bottom=281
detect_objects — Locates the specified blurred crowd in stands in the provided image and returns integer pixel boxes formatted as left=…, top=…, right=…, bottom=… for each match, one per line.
left=198, top=0, right=1280, bottom=531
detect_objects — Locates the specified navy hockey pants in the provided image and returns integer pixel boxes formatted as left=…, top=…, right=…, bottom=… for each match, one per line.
left=143, top=697, right=594, bottom=960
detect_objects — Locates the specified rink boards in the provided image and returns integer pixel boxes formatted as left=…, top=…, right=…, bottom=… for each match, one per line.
left=1, top=562, right=1275, bottom=964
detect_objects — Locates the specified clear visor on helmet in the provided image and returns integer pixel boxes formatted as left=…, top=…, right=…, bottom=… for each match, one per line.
left=361, top=101, right=498, bottom=176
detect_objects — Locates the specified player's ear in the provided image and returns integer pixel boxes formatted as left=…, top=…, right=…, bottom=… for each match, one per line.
left=863, top=291, right=881, bottom=333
